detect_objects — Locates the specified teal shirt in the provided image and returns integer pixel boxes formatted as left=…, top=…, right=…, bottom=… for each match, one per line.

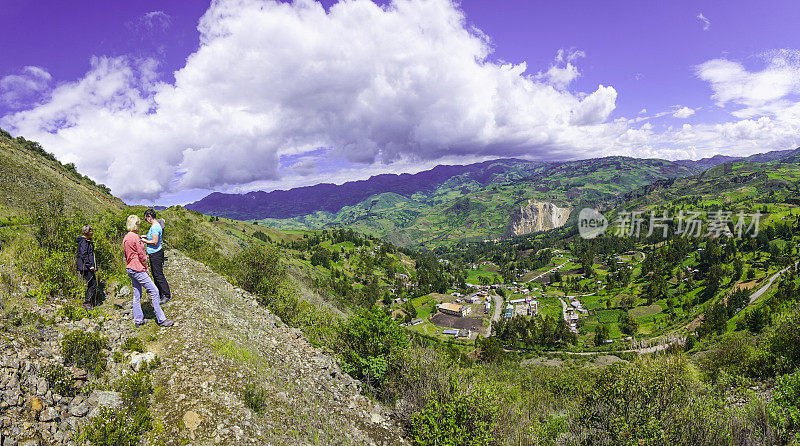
left=146, top=222, right=163, bottom=254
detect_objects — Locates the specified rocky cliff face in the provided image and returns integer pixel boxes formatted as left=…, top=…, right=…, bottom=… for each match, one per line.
left=0, top=250, right=405, bottom=445
left=508, top=201, right=572, bottom=236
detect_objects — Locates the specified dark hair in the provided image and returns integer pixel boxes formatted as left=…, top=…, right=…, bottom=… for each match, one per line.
left=144, top=209, right=157, bottom=219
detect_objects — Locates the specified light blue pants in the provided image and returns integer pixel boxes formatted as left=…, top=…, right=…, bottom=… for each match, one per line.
left=127, top=268, right=167, bottom=324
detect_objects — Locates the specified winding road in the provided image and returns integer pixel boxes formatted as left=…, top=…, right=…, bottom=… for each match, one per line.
left=746, top=262, right=798, bottom=306
left=527, top=261, right=568, bottom=283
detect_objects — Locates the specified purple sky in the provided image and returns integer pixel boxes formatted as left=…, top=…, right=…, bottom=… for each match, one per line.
left=2, top=0, right=800, bottom=205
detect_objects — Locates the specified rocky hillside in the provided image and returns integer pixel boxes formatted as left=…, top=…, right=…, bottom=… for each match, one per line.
left=508, top=201, right=571, bottom=236
left=0, top=249, right=405, bottom=445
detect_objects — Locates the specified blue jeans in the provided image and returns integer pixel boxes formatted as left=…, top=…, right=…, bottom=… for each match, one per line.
left=127, top=269, right=167, bottom=324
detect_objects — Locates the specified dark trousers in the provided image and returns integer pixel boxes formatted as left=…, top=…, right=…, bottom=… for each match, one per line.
left=80, top=269, right=97, bottom=305
left=148, top=249, right=171, bottom=302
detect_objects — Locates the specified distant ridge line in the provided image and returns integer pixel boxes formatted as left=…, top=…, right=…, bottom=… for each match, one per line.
left=185, top=148, right=800, bottom=220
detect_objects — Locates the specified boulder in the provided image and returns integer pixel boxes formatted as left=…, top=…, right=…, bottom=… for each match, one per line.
left=183, top=410, right=202, bottom=432
left=35, top=379, right=47, bottom=396
left=30, top=397, right=43, bottom=413
left=69, top=402, right=89, bottom=417
left=87, top=390, right=122, bottom=418
left=0, top=357, right=19, bottom=369
left=38, top=407, right=58, bottom=422
left=130, top=352, right=156, bottom=372
left=70, top=366, right=87, bottom=381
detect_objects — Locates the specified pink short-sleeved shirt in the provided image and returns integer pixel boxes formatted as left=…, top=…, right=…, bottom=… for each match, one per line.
left=123, top=232, right=148, bottom=272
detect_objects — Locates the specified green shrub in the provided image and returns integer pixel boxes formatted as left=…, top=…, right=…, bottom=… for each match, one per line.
left=758, top=306, right=800, bottom=377
left=410, top=390, right=497, bottom=446
left=252, top=230, right=270, bottom=243
left=129, top=354, right=161, bottom=373
left=231, top=244, right=286, bottom=299
left=769, top=370, right=800, bottom=441
left=40, top=364, right=75, bottom=397
left=577, top=355, right=695, bottom=444
left=62, top=330, right=107, bottom=373
left=30, top=248, right=83, bottom=299
left=119, top=371, right=153, bottom=419
left=79, top=408, right=141, bottom=446
left=30, top=192, right=71, bottom=253
left=242, top=383, right=269, bottom=414
left=122, top=337, right=144, bottom=353
left=230, top=244, right=336, bottom=345
left=336, top=306, right=408, bottom=387
left=697, top=332, right=754, bottom=382
left=82, top=371, right=153, bottom=445
left=58, top=303, right=91, bottom=321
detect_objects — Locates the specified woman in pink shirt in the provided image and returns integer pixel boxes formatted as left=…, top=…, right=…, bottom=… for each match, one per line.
left=124, top=215, right=173, bottom=327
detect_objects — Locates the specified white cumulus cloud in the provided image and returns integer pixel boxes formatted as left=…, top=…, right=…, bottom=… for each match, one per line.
left=672, top=106, right=695, bottom=118
left=0, top=66, right=52, bottom=108
left=1, top=0, right=619, bottom=200
left=535, top=48, right=585, bottom=89
left=697, top=50, right=800, bottom=115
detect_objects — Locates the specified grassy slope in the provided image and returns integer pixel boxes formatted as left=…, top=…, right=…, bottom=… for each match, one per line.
left=614, top=160, right=800, bottom=215
left=584, top=159, right=800, bottom=339
left=0, top=132, right=124, bottom=219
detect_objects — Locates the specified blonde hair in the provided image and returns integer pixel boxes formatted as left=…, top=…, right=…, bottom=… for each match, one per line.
left=81, top=225, right=93, bottom=236
left=126, top=215, right=140, bottom=232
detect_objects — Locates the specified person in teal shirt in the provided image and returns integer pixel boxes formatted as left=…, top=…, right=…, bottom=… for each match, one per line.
left=141, top=209, right=171, bottom=304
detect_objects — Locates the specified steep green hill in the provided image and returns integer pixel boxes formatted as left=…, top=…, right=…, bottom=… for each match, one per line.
left=0, top=134, right=410, bottom=444
left=611, top=157, right=800, bottom=219
left=0, top=129, right=124, bottom=220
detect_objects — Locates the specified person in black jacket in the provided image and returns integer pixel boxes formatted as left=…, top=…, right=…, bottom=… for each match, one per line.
left=76, top=225, right=96, bottom=309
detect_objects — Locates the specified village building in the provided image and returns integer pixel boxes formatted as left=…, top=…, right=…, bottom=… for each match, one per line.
left=439, top=302, right=471, bottom=317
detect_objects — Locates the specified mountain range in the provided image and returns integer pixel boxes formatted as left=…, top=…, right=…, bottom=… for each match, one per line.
left=185, top=148, right=799, bottom=247
left=187, top=148, right=796, bottom=221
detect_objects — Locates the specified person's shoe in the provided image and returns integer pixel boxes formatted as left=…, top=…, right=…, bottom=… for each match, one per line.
left=159, top=297, right=171, bottom=305
left=135, top=320, right=147, bottom=327
left=157, top=319, right=174, bottom=327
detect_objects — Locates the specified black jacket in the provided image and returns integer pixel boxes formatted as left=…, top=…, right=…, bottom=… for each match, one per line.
left=76, top=236, right=95, bottom=271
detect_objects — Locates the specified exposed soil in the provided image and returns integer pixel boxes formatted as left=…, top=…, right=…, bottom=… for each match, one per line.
left=429, top=313, right=483, bottom=331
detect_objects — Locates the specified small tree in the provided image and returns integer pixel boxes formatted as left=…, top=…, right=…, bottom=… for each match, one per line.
left=336, top=307, right=408, bottom=388
left=594, top=324, right=610, bottom=345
